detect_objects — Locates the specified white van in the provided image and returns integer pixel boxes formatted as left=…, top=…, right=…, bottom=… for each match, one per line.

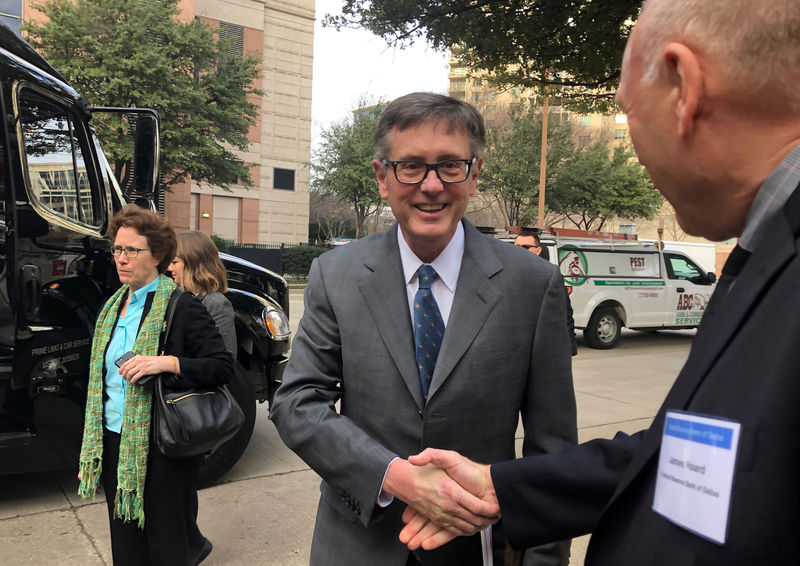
left=538, top=238, right=717, bottom=349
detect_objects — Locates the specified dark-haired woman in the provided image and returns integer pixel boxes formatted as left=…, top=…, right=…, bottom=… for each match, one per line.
left=77, top=205, right=233, bottom=566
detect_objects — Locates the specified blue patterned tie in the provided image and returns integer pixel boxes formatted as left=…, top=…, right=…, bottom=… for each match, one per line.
left=414, top=265, right=445, bottom=403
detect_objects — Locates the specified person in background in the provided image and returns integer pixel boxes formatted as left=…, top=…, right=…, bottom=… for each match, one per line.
left=401, top=0, right=800, bottom=564
left=77, top=205, right=233, bottom=566
left=170, top=231, right=236, bottom=355
left=514, top=232, right=577, bottom=355
left=270, top=92, right=576, bottom=566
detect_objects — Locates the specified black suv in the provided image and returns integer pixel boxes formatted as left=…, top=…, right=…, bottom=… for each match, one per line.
left=0, top=24, right=290, bottom=486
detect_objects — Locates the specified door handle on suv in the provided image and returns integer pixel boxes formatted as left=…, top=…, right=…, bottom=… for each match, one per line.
left=677, top=287, right=685, bottom=293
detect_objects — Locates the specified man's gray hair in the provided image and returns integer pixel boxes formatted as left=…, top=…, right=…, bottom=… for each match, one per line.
left=639, top=0, right=800, bottom=114
left=374, top=92, right=486, bottom=161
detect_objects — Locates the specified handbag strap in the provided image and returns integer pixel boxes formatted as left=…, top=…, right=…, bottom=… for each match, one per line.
left=159, top=288, right=184, bottom=355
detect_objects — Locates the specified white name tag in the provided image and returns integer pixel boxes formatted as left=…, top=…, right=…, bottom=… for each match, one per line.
left=652, top=411, right=741, bottom=544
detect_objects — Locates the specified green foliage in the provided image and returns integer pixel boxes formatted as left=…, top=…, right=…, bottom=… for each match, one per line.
left=25, top=0, right=262, bottom=190
left=311, top=101, right=387, bottom=238
left=210, top=233, right=232, bottom=253
left=480, top=105, right=574, bottom=226
left=326, top=0, right=640, bottom=112
left=548, top=141, right=662, bottom=230
left=480, top=107, right=661, bottom=229
left=282, top=245, right=328, bottom=279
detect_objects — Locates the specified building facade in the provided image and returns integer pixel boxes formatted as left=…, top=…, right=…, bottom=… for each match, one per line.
left=12, top=0, right=313, bottom=245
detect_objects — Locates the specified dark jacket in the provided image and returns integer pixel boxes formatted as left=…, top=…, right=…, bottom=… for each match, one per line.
left=492, top=183, right=800, bottom=565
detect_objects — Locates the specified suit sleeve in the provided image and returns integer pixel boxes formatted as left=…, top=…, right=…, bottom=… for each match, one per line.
left=494, top=431, right=645, bottom=548
left=519, top=266, right=579, bottom=566
left=165, top=293, right=234, bottom=388
left=521, top=266, right=578, bottom=458
left=269, top=258, right=397, bottom=527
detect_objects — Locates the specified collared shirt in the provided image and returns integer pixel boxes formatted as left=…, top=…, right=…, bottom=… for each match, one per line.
left=397, top=221, right=465, bottom=328
left=103, top=276, right=160, bottom=432
left=738, top=144, right=800, bottom=251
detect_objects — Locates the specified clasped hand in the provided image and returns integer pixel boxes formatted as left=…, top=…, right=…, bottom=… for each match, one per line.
left=117, top=354, right=174, bottom=384
left=394, top=448, right=499, bottom=551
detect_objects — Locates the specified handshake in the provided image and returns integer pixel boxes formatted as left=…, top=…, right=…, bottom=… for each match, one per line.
left=385, top=448, right=500, bottom=551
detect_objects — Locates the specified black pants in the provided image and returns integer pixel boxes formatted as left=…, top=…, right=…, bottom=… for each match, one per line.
left=101, top=429, right=205, bottom=566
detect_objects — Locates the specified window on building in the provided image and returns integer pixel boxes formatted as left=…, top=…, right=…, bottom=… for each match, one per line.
left=487, top=91, right=497, bottom=101
left=509, top=87, right=522, bottom=98
left=472, top=78, right=482, bottom=87
left=218, top=21, right=244, bottom=62
left=450, top=79, right=466, bottom=92
left=579, top=116, right=592, bottom=127
left=471, top=92, right=482, bottom=103
left=0, top=0, right=21, bottom=34
left=615, top=114, right=628, bottom=124
left=484, top=105, right=496, bottom=117
left=614, top=129, right=628, bottom=139
left=274, top=168, right=295, bottom=191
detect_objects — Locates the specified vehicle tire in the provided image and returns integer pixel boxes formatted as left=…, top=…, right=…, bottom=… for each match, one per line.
left=198, top=361, right=257, bottom=488
left=585, top=307, right=622, bottom=349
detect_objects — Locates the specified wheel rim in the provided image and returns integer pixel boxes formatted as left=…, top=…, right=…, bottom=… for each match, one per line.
left=596, top=315, right=618, bottom=343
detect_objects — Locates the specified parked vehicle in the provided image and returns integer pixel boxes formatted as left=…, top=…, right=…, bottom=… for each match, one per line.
left=0, top=23, right=289, bottom=486
left=538, top=228, right=717, bottom=349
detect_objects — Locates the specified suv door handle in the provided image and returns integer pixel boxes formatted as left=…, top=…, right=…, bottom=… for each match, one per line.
left=677, top=287, right=685, bottom=293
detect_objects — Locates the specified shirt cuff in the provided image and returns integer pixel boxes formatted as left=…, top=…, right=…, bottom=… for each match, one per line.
left=376, top=457, right=399, bottom=507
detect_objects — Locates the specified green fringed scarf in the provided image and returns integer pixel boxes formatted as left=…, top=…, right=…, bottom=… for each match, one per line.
left=78, top=274, right=176, bottom=529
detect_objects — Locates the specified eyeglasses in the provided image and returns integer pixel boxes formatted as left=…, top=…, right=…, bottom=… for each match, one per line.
left=517, top=244, right=541, bottom=250
left=381, top=158, right=476, bottom=185
left=110, top=245, right=151, bottom=258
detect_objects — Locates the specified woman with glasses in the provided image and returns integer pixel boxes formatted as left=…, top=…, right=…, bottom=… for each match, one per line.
left=77, top=204, right=233, bottom=566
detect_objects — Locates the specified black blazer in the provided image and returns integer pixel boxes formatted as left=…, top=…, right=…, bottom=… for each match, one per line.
left=137, top=289, right=234, bottom=389
left=492, top=183, right=800, bottom=565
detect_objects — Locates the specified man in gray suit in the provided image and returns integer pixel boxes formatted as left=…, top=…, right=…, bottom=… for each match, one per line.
left=270, top=92, right=577, bottom=566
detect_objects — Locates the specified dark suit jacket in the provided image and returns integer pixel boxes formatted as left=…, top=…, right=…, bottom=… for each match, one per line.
left=271, top=220, right=578, bottom=566
left=492, top=184, right=800, bottom=565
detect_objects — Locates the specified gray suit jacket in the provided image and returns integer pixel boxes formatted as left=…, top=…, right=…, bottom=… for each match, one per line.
left=270, top=220, right=577, bottom=566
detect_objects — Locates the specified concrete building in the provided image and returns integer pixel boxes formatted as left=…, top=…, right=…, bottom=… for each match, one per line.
left=11, top=0, right=313, bottom=245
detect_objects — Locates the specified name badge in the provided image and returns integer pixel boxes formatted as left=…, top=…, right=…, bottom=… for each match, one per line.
left=652, top=411, right=741, bottom=544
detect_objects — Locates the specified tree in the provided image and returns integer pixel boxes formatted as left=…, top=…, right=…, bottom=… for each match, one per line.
left=547, top=140, right=662, bottom=230
left=327, top=0, right=641, bottom=111
left=311, top=102, right=387, bottom=238
left=480, top=106, right=661, bottom=229
left=25, top=0, right=261, bottom=190
left=309, top=189, right=357, bottom=243
left=480, top=104, right=574, bottom=226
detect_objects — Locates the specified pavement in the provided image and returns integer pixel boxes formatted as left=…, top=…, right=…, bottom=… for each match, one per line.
left=0, top=288, right=695, bottom=565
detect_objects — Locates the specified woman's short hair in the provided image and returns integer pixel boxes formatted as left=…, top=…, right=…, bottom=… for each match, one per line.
left=108, top=204, right=176, bottom=273
left=176, top=231, right=228, bottom=295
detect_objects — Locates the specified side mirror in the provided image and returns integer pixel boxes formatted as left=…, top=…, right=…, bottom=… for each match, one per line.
left=89, top=107, right=160, bottom=198
left=132, top=114, right=160, bottom=196
left=706, top=272, right=717, bottom=285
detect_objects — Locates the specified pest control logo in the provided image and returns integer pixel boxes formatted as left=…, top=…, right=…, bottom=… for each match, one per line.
left=559, top=247, right=588, bottom=286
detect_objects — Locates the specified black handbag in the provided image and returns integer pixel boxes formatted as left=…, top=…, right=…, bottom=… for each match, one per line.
left=152, top=289, right=244, bottom=459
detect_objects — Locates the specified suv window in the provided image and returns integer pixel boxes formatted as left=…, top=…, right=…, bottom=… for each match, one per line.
left=18, top=89, right=98, bottom=226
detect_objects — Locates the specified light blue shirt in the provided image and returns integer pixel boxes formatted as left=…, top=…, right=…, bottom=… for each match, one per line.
left=103, top=277, right=160, bottom=432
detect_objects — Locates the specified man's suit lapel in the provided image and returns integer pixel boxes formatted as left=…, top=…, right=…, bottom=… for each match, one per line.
left=428, top=221, right=503, bottom=399
left=608, top=189, right=800, bottom=505
left=358, top=227, right=426, bottom=408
